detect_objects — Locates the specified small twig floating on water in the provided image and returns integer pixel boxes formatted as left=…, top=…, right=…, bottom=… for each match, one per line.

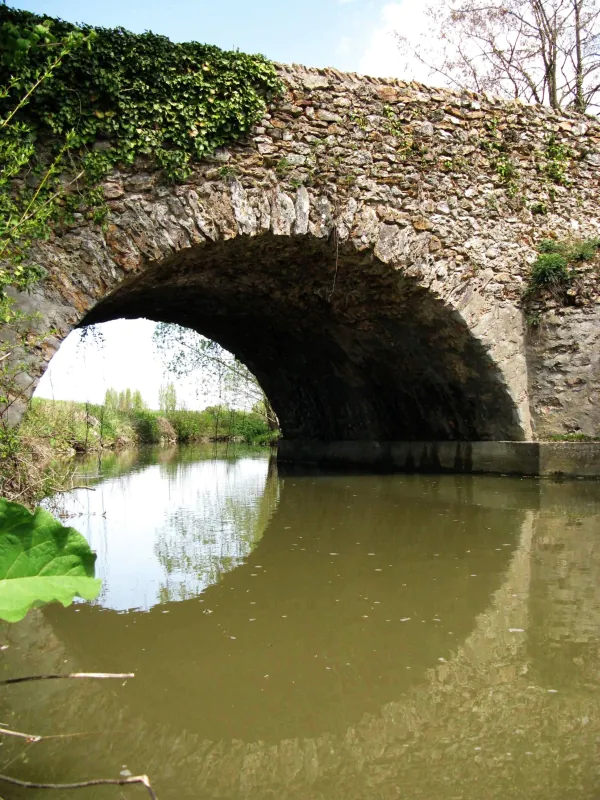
left=0, top=726, right=42, bottom=742
left=0, top=773, right=158, bottom=799
left=0, top=725, right=95, bottom=743
left=0, top=672, right=134, bottom=686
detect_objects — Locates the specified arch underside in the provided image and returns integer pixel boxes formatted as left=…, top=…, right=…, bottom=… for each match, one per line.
left=83, top=234, right=523, bottom=442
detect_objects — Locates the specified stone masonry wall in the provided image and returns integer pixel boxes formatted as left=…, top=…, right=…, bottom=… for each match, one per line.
left=526, top=307, right=600, bottom=437
left=4, top=63, right=600, bottom=438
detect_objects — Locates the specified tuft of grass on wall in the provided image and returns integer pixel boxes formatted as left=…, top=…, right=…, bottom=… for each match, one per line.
left=525, top=236, right=600, bottom=296
left=529, top=252, right=571, bottom=291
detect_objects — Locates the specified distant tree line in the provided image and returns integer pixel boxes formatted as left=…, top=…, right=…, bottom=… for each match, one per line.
left=103, top=383, right=179, bottom=414
left=104, top=387, right=147, bottom=412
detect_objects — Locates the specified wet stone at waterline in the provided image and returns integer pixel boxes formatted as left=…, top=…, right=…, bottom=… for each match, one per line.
left=2, top=445, right=600, bottom=800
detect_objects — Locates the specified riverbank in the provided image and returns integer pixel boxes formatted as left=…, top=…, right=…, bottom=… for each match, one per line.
left=0, top=399, right=278, bottom=507
left=21, top=398, right=278, bottom=455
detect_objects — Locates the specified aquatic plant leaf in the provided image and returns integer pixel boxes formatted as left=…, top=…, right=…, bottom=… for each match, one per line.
left=0, top=498, right=101, bottom=622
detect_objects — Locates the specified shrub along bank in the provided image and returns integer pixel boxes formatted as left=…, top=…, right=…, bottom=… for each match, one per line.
left=20, top=398, right=278, bottom=454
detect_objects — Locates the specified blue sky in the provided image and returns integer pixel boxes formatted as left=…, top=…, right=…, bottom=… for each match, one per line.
left=10, top=0, right=433, bottom=78
left=15, top=0, right=432, bottom=409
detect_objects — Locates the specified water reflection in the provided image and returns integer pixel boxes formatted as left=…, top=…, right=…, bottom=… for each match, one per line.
left=2, top=450, right=600, bottom=800
left=40, top=472, right=524, bottom=743
left=55, top=446, right=277, bottom=610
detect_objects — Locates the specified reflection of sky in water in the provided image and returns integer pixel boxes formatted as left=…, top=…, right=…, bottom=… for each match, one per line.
left=15, top=475, right=600, bottom=799
left=55, top=456, right=274, bottom=611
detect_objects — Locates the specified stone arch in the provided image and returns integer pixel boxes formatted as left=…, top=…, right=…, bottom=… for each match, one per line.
left=6, top=62, right=600, bottom=445
left=78, top=216, right=524, bottom=444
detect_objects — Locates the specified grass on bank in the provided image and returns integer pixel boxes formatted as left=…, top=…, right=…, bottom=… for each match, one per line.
left=20, top=398, right=278, bottom=453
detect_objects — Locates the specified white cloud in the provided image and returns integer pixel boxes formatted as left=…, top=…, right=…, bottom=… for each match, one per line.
left=358, top=1, right=437, bottom=83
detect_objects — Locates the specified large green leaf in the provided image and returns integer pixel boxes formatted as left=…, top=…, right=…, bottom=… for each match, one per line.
left=0, top=498, right=101, bottom=622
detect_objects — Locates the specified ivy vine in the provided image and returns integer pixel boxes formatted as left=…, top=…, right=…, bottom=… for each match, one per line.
left=0, top=6, right=282, bottom=184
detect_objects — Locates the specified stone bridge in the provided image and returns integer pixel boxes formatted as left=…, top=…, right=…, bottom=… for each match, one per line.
left=7, top=64, right=600, bottom=460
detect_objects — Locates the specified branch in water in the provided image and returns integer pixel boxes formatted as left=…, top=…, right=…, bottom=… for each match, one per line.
left=0, top=774, right=158, bottom=799
left=51, top=486, right=96, bottom=494
left=0, top=672, right=134, bottom=686
left=0, top=727, right=41, bottom=743
left=0, top=726, right=94, bottom=743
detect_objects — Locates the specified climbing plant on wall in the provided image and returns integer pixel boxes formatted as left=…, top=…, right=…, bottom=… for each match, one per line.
left=0, top=6, right=282, bottom=183
left=0, top=5, right=281, bottom=314
left=0, top=14, right=94, bottom=497
left=0, top=14, right=92, bottom=323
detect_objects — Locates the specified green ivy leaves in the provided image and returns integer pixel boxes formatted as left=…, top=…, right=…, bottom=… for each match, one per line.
left=0, top=16, right=94, bottom=322
left=0, top=6, right=282, bottom=183
left=0, top=5, right=281, bottom=336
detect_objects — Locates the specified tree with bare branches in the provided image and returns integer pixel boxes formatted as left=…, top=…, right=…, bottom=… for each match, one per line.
left=397, top=0, right=600, bottom=113
left=153, top=323, right=279, bottom=431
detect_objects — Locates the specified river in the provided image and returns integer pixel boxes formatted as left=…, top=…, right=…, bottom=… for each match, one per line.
left=1, top=445, right=600, bottom=799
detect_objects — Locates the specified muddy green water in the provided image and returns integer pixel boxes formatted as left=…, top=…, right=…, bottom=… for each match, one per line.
left=2, top=445, right=600, bottom=800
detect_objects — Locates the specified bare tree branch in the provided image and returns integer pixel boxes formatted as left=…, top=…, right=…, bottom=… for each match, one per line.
left=153, top=323, right=278, bottom=428
left=397, top=0, right=600, bottom=112
left=0, top=672, right=134, bottom=686
left=0, top=773, right=158, bottom=800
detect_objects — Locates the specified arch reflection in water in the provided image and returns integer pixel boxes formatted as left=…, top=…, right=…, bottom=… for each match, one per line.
left=55, top=446, right=278, bottom=610
left=42, top=454, right=523, bottom=744
left=3, top=450, right=600, bottom=800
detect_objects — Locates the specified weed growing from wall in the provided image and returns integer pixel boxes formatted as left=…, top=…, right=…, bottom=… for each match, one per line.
left=529, top=252, right=571, bottom=291
left=543, top=135, right=571, bottom=185
left=523, top=236, right=600, bottom=307
left=481, top=118, right=520, bottom=196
